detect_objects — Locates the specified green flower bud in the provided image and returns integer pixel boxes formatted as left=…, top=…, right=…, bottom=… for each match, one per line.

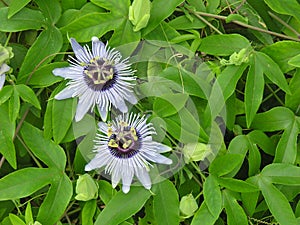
left=183, top=143, right=212, bottom=163
left=180, top=194, right=198, bottom=217
left=75, top=174, right=98, bottom=201
left=129, top=0, right=151, bottom=32
left=0, top=44, right=13, bottom=65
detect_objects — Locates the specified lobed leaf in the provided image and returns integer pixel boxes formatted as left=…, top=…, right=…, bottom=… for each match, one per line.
left=20, top=122, right=66, bottom=170
left=17, top=27, right=63, bottom=83
left=0, top=7, right=44, bottom=32
left=258, top=176, right=297, bottom=225
left=261, top=163, right=300, bottom=185
left=7, top=0, right=31, bottom=18
left=0, top=168, right=54, bottom=200
left=37, top=174, right=73, bottom=225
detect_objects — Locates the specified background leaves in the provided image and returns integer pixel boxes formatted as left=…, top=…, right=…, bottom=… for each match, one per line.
left=0, top=0, right=300, bottom=224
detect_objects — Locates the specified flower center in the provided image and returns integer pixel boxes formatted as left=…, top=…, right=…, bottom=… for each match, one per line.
left=107, top=121, right=140, bottom=158
left=83, top=57, right=117, bottom=91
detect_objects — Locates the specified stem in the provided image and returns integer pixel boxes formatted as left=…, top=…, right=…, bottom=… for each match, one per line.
left=190, top=11, right=300, bottom=42
left=192, top=13, right=223, bottom=35
left=268, top=11, right=300, bottom=38
left=17, top=135, right=43, bottom=168
left=4, top=32, right=12, bottom=47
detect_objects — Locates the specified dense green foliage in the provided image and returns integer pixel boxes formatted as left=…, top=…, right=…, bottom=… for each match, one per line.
left=0, top=0, right=300, bottom=224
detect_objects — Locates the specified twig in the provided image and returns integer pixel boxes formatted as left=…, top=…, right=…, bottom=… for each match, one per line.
left=268, top=11, right=300, bottom=38
left=190, top=10, right=300, bottom=42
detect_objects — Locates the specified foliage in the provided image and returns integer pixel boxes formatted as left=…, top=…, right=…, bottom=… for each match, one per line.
left=0, top=0, right=300, bottom=224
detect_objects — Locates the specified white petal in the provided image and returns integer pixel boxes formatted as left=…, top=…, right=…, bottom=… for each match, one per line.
left=126, top=92, right=138, bottom=104
left=122, top=169, right=134, bottom=194
left=115, top=99, right=128, bottom=113
left=97, top=122, right=108, bottom=133
left=97, top=104, right=108, bottom=121
left=154, top=142, right=172, bottom=153
left=111, top=170, right=122, bottom=188
left=144, top=152, right=172, bottom=165
left=70, top=38, right=90, bottom=63
left=55, top=88, right=76, bottom=100
left=92, top=37, right=105, bottom=57
left=75, top=97, right=92, bottom=122
left=0, top=74, right=5, bottom=90
left=85, top=156, right=107, bottom=171
left=52, top=67, right=82, bottom=79
left=0, top=64, right=10, bottom=74
left=136, top=168, right=151, bottom=190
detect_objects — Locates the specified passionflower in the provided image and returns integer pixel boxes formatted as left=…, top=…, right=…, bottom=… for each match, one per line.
left=0, top=63, right=10, bottom=90
left=53, top=37, right=137, bottom=121
left=85, top=113, right=173, bottom=193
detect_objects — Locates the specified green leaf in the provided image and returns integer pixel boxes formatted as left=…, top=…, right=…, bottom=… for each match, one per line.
left=249, top=107, right=294, bottom=131
left=20, top=122, right=66, bottom=170
left=9, top=88, right=20, bottom=122
left=28, top=62, right=65, bottom=87
left=205, top=64, right=248, bottom=122
left=199, top=34, right=250, bottom=56
left=109, top=18, right=141, bottom=55
left=258, top=176, right=297, bottom=225
left=60, top=12, right=120, bottom=43
left=37, top=174, right=73, bottom=225
left=153, top=180, right=180, bottom=225
left=209, top=154, right=244, bottom=177
left=203, top=175, right=222, bottom=217
left=245, top=54, right=264, bottom=127
left=0, top=168, right=54, bottom=200
left=168, top=15, right=206, bottom=30
left=9, top=214, right=26, bottom=225
left=153, top=93, right=189, bottom=117
left=142, top=0, right=184, bottom=36
left=0, top=7, right=44, bottom=32
left=94, top=186, right=151, bottom=225
left=261, top=163, right=300, bottom=185
left=82, top=200, right=97, bottom=225
left=191, top=201, right=219, bottom=225
left=0, top=86, right=13, bottom=105
left=274, top=120, right=298, bottom=163
left=262, top=41, right=300, bottom=73
left=247, top=130, right=276, bottom=155
left=17, top=27, right=63, bottom=83
left=61, top=0, right=86, bottom=10
left=25, top=202, right=33, bottom=224
left=288, top=54, right=300, bottom=67
left=52, top=98, right=76, bottom=144
left=98, top=180, right=117, bottom=205
left=285, top=69, right=300, bottom=112
left=264, top=0, right=300, bottom=22
left=15, top=84, right=41, bottom=109
left=7, top=0, right=31, bottom=19
left=226, top=14, right=248, bottom=24
left=35, top=0, right=61, bottom=24
left=223, top=190, right=248, bottom=225
left=241, top=190, right=259, bottom=216
left=246, top=137, right=261, bottom=176
left=0, top=104, right=16, bottom=169
left=256, top=52, right=290, bottom=94
left=216, top=177, right=259, bottom=192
